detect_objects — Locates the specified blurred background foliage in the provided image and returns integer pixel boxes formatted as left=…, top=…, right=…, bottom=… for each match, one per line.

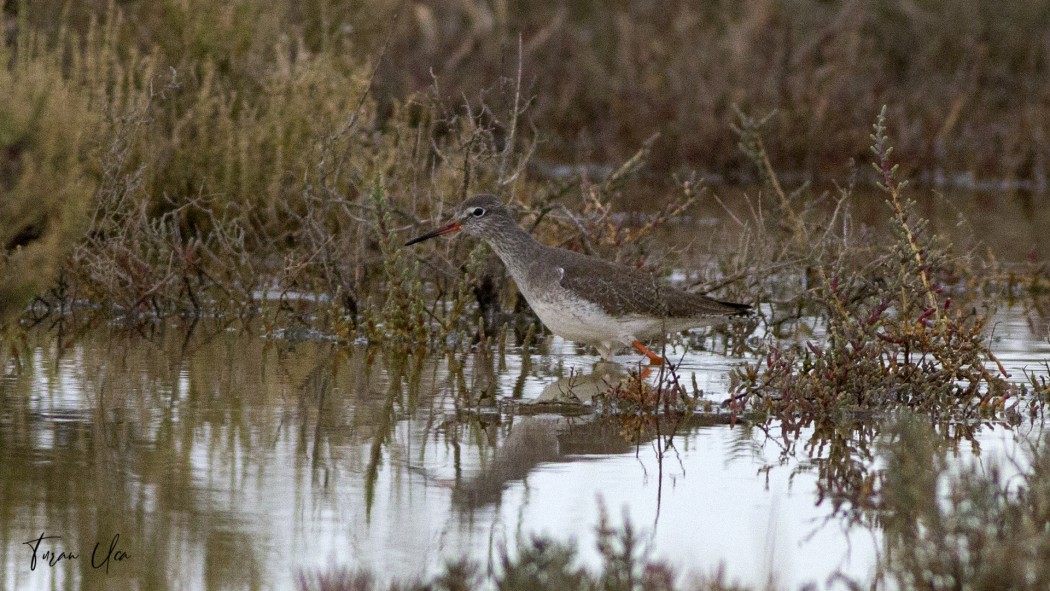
left=0, top=32, right=96, bottom=324
left=8, top=0, right=1050, bottom=184
left=0, top=0, right=1047, bottom=327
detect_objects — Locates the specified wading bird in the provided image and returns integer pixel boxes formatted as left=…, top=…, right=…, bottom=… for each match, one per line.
left=406, top=194, right=751, bottom=364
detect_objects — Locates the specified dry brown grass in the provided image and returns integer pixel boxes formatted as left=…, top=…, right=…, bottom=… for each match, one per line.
left=3, top=0, right=1048, bottom=346
left=0, top=35, right=97, bottom=324
left=12, top=0, right=1050, bottom=179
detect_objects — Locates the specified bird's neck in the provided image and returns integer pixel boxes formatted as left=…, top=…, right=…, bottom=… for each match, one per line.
left=483, top=219, right=544, bottom=278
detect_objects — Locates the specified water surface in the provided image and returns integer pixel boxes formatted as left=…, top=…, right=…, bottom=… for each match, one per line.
left=1, top=306, right=1046, bottom=591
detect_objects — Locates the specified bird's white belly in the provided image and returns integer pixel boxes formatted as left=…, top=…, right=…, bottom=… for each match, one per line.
left=524, top=287, right=661, bottom=345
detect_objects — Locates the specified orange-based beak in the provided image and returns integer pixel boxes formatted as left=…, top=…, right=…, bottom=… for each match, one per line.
left=404, top=220, right=462, bottom=246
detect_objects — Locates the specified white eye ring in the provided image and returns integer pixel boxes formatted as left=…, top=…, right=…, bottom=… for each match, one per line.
left=471, top=207, right=486, bottom=217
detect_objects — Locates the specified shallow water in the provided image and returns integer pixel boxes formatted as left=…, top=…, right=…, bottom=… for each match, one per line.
left=0, top=306, right=1047, bottom=591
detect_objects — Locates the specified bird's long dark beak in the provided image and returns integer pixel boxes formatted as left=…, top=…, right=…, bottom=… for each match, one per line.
left=404, top=220, right=462, bottom=246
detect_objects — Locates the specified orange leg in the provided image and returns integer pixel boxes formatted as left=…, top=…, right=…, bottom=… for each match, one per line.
left=631, top=340, right=664, bottom=365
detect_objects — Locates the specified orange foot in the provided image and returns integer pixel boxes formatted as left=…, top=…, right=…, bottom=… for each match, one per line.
left=631, top=340, right=664, bottom=366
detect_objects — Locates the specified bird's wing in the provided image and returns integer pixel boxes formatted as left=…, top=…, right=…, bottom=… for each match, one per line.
left=556, top=250, right=750, bottom=319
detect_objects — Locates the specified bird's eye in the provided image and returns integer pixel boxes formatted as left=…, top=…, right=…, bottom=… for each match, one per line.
left=471, top=207, right=486, bottom=217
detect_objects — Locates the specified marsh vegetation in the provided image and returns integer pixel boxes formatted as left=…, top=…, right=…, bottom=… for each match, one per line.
left=2, top=1, right=1050, bottom=590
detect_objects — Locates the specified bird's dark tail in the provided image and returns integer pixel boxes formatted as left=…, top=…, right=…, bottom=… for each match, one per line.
left=718, top=300, right=754, bottom=316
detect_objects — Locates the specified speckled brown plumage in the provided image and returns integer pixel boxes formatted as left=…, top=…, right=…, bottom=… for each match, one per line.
left=552, top=247, right=751, bottom=320
left=406, top=193, right=752, bottom=360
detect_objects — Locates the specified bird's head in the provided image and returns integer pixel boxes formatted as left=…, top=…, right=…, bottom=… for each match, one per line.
left=404, top=194, right=510, bottom=246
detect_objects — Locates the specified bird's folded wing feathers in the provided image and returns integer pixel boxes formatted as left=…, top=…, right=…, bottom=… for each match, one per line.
left=556, top=252, right=750, bottom=319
